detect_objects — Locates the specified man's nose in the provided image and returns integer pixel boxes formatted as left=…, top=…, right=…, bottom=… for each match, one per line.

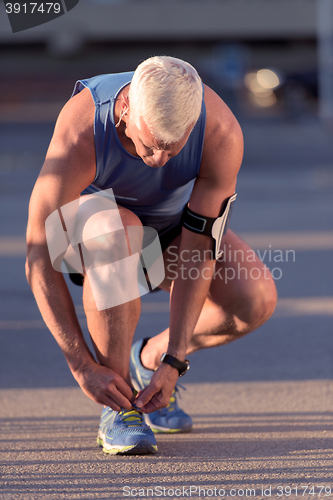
left=153, top=150, right=168, bottom=167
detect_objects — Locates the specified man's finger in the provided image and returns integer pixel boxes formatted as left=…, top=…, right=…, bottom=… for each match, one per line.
left=136, top=385, right=159, bottom=409
left=138, top=400, right=162, bottom=414
left=115, top=379, right=134, bottom=401
left=108, top=384, right=133, bottom=411
left=100, top=396, right=121, bottom=412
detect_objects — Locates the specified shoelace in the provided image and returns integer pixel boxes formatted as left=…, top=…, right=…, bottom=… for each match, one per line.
left=165, top=383, right=186, bottom=412
left=118, top=409, right=144, bottom=427
left=130, top=383, right=187, bottom=414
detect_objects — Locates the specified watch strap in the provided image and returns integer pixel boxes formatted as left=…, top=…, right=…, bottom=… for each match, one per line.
left=160, top=353, right=189, bottom=376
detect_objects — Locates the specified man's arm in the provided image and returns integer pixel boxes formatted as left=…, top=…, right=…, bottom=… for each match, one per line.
left=26, top=88, right=133, bottom=411
left=168, top=85, right=243, bottom=354
left=136, top=85, right=244, bottom=412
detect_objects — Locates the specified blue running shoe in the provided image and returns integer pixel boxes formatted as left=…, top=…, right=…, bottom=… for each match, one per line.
left=130, top=338, right=192, bottom=434
left=97, top=406, right=157, bottom=455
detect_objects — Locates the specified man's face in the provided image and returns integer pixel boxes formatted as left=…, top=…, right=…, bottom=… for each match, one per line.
left=125, top=115, right=193, bottom=168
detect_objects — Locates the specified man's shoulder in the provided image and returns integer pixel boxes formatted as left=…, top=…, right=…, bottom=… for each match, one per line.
left=42, top=88, right=96, bottom=188
left=56, top=88, right=95, bottom=146
left=203, top=84, right=242, bottom=142
left=197, top=85, right=244, bottom=187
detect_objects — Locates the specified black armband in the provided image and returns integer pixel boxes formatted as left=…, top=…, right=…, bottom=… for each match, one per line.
left=181, top=193, right=237, bottom=259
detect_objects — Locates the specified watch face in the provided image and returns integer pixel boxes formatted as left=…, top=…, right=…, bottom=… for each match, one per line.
left=180, top=360, right=190, bottom=377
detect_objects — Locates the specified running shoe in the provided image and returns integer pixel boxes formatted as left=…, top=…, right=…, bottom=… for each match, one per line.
left=97, top=406, right=157, bottom=455
left=130, top=338, right=192, bottom=433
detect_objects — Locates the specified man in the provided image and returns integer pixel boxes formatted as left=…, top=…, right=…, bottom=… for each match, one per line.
left=26, top=56, right=277, bottom=455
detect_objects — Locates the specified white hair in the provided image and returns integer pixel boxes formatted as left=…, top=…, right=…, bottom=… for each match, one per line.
left=128, top=56, right=203, bottom=144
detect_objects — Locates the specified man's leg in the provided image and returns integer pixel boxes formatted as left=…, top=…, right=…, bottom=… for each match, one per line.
left=80, top=204, right=157, bottom=454
left=81, top=205, right=142, bottom=380
left=140, top=229, right=278, bottom=370
left=129, top=228, right=277, bottom=433
left=82, top=278, right=140, bottom=386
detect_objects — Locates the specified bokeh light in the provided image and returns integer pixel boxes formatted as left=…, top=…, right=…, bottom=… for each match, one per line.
left=257, top=69, right=280, bottom=89
left=244, top=69, right=280, bottom=107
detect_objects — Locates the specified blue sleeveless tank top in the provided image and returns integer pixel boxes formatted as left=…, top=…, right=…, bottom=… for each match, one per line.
left=72, top=72, right=206, bottom=233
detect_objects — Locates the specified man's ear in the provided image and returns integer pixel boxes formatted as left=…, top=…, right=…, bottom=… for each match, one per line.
left=121, top=93, right=130, bottom=109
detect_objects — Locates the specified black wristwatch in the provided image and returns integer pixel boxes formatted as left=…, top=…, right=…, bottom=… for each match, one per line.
left=160, top=353, right=190, bottom=377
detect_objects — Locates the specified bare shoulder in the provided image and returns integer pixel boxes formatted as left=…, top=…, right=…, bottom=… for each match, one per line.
left=27, top=88, right=96, bottom=236
left=200, top=84, right=244, bottom=184
left=203, top=84, right=243, bottom=144
left=50, top=87, right=95, bottom=165
left=40, top=87, right=96, bottom=198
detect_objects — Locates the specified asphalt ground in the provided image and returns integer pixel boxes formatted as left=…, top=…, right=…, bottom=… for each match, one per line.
left=0, top=116, right=333, bottom=499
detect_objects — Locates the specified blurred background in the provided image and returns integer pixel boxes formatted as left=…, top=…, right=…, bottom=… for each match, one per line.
left=0, top=0, right=332, bottom=387
left=0, top=0, right=331, bottom=123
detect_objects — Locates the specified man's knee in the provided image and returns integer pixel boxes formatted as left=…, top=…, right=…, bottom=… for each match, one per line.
left=80, top=200, right=142, bottom=241
left=118, top=207, right=142, bottom=230
left=220, top=266, right=277, bottom=336
left=79, top=201, right=143, bottom=267
left=209, top=270, right=277, bottom=338
left=245, top=267, right=278, bottom=328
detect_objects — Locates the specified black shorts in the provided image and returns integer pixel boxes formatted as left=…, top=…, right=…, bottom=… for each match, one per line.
left=159, top=223, right=182, bottom=252
left=68, top=223, right=182, bottom=287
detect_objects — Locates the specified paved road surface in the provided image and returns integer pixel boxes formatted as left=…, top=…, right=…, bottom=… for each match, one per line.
left=0, top=117, right=332, bottom=499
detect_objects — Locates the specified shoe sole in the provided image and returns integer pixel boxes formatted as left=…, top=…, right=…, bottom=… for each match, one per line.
left=150, top=425, right=192, bottom=434
left=97, top=436, right=158, bottom=455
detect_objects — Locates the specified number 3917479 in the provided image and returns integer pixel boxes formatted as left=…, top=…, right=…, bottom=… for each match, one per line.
left=5, top=3, right=61, bottom=14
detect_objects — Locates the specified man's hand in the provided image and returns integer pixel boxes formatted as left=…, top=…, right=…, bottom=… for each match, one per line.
left=73, top=360, right=134, bottom=411
left=135, top=363, right=179, bottom=413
